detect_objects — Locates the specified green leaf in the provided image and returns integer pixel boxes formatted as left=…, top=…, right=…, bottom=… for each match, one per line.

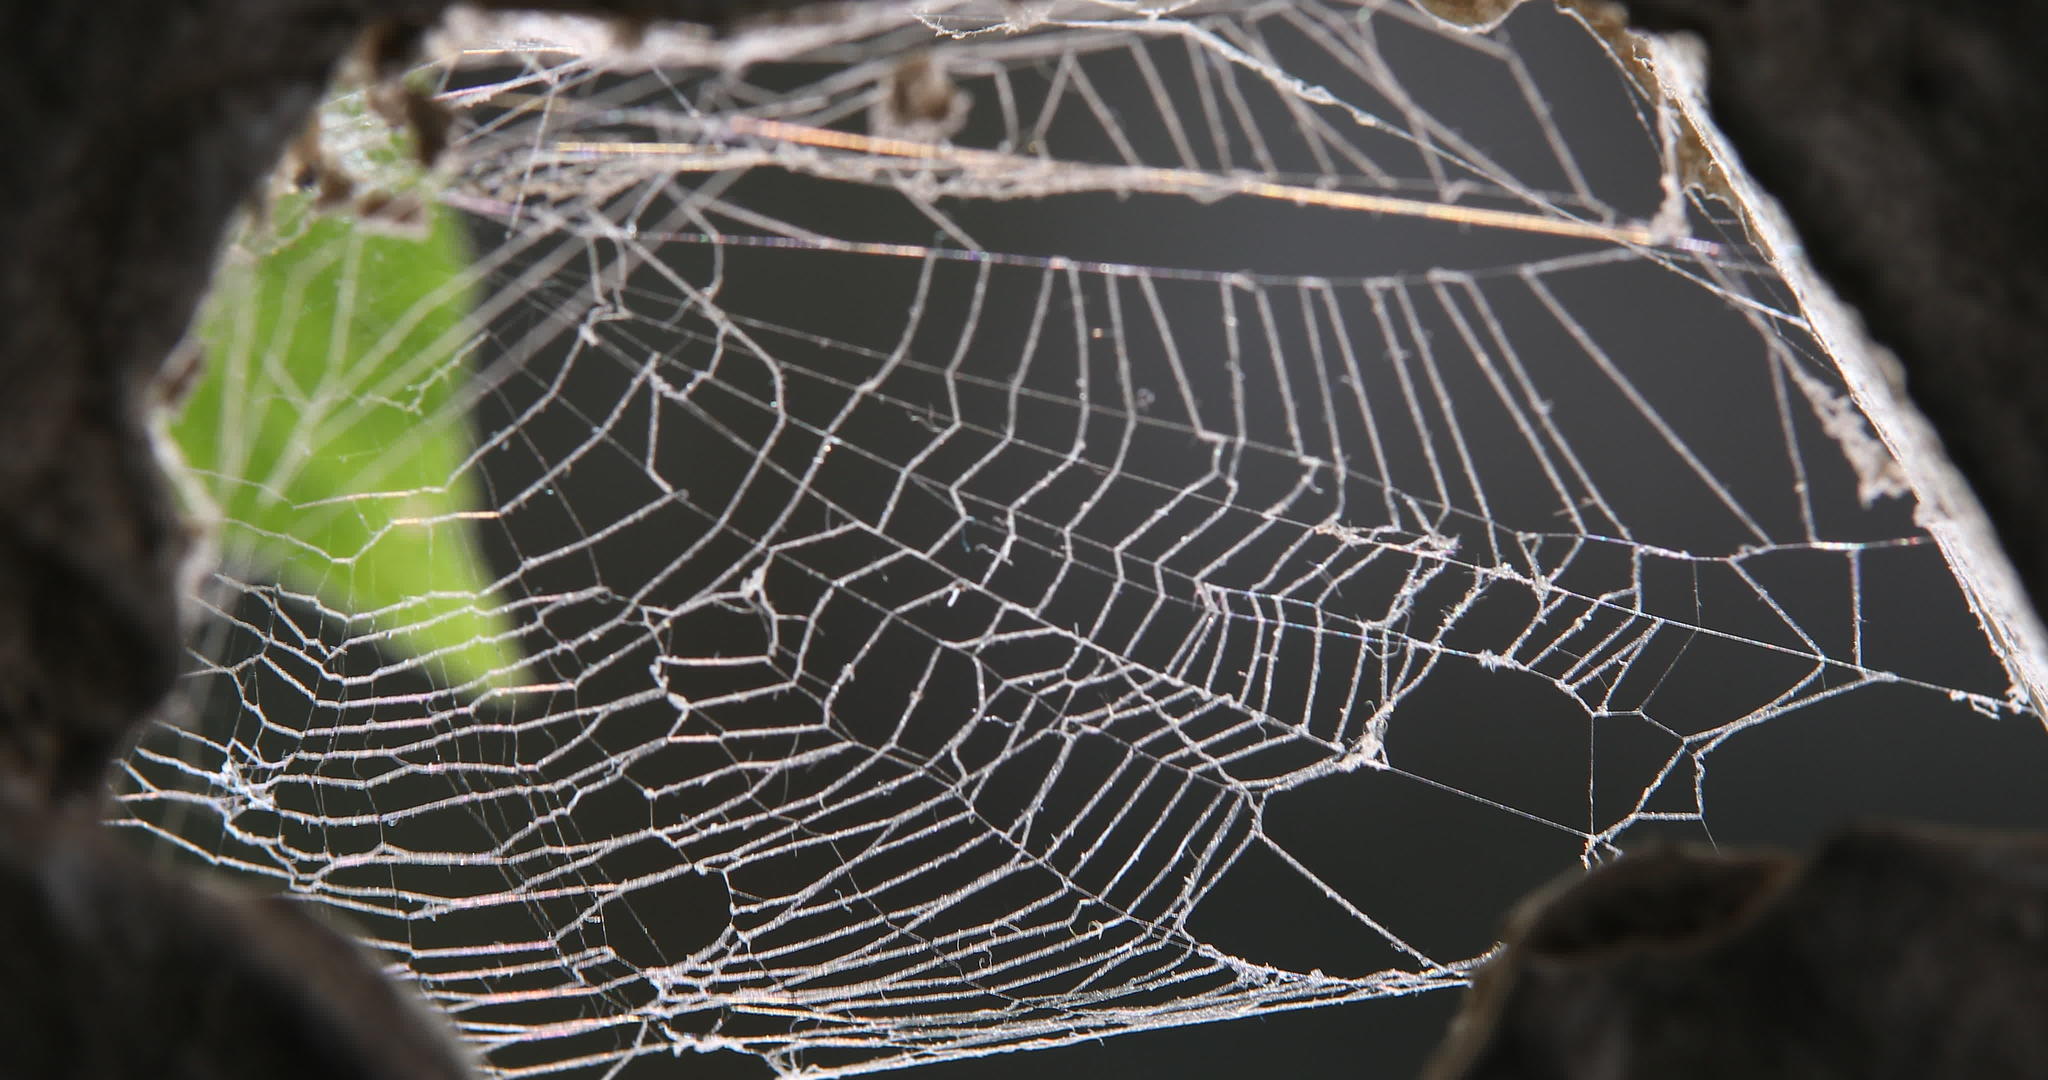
left=173, top=196, right=525, bottom=696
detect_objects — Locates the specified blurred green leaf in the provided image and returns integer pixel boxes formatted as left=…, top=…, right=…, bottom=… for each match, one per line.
left=173, top=196, right=524, bottom=695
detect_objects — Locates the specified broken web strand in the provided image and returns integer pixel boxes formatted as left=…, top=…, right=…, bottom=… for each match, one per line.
left=116, top=3, right=2043, bottom=1079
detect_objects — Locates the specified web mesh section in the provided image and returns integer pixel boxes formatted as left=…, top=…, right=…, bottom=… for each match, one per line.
left=121, top=3, right=2044, bottom=1077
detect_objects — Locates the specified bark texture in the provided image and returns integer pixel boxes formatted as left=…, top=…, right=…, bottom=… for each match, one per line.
left=0, top=792, right=481, bottom=1079
left=1426, top=824, right=2048, bottom=1080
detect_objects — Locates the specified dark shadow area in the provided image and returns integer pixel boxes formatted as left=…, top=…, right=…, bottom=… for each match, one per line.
left=1426, top=824, right=2048, bottom=1079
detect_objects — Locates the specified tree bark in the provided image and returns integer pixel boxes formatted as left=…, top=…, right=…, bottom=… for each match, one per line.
left=1426, top=824, right=2048, bottom=1080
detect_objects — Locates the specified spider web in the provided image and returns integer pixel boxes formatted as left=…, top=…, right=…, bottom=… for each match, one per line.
left=119, top=2, right=2048, bottom=1077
